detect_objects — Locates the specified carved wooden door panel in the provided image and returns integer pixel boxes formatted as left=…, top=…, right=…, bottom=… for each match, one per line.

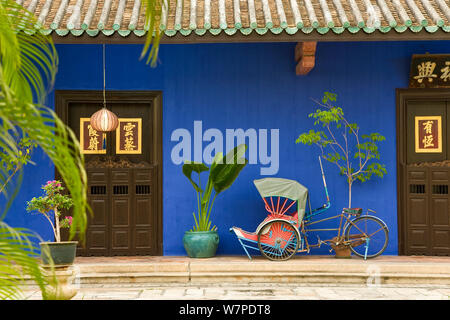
left=405, top=166, right=429, bottom=255
left=133, top=168, right=154, bottom=255
left=110, top=169, right=132, bottom=255
left=86, top=169, right=110, bottom=256
left=429, top=169, right=450, bottom=255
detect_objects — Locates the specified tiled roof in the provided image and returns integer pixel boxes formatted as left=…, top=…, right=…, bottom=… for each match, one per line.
left=22, top=0, right=450, bottom=37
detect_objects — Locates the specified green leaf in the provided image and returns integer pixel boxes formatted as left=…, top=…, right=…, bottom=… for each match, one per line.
left=182, top=161, right=209, bottom=193
left=322, top=92, right=337, bottom=104
left=209, top=151, right=224, bottom=173
left=140, top=0, right=164, bottom=67
left=210, top=144, right=248, bottom=194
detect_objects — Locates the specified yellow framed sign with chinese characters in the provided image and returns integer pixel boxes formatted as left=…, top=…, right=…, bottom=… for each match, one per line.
left=79, top=118, right=107, bottom=154
left=116, top=118, right=142, bottom=154
left=415, top=116, right=442, bottom=153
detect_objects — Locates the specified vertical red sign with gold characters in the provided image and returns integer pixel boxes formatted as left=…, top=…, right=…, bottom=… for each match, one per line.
left=415, top=116, right=442, bottom=153
left=80, top=118, right=106, bottom=154
left=116, top=118, right=142, bottom=154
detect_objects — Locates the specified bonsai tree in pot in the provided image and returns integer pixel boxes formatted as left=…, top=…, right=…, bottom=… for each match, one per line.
left=182, top=144, right=248, bottom=258
left=27, top=180, right=76, bottom=265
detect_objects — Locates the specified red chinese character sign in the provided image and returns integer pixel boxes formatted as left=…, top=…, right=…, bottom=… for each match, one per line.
left=409, top=54, right=450, bottom=88
left=80, top=118, right=106, bottom=154
left=116, top=118, right=142, bottom=154
left=415, top=116, right=442, bottom=153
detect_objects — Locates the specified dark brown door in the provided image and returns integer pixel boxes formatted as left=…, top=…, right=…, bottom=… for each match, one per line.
left=397, top=89, right=450, bottom=256
left=56, top=91, right=163, bottom=256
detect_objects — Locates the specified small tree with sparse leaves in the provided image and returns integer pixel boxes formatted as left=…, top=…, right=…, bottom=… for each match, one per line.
left=0, top=136, right=36, bottom=195
left=296, top=92, right=387, bottom=208
left=27, top=180, right=73, bottom=243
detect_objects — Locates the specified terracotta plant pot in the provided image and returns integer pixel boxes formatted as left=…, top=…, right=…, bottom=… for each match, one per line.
left=331, top=244, right=352, bottom=259
left=183, top=231, right=219, bottom=258
left=40, top=241, right=78, bottom=266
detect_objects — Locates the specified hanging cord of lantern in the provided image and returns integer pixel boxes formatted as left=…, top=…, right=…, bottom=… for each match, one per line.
left=103, top=42, right=106, bottom=109
left=90, top=43, right=118, bottom=132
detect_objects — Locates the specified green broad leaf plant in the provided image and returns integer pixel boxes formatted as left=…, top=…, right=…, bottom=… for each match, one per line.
left=183, top=144, right=248, bottom=232
left=296, top=92, right=387, bottom=208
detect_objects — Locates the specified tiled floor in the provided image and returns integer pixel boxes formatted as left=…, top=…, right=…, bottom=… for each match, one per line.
left=22, top=283, right=450, bottom=300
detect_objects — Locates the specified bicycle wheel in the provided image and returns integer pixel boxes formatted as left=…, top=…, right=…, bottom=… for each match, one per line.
left=257, top=220, right=300, bottom=261
left=344, top=216, right=389, bottom=259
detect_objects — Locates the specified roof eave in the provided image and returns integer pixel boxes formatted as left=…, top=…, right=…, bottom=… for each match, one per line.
left=51, top=28, right=450, bottom=44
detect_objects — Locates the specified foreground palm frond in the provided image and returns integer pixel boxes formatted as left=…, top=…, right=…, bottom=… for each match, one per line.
left=141, top=0, right=164, bottom=67
left=0, top=0, right=88, bottom=240
left=0, top=0, right=88, bottom=299
left=0, top=221, right=53, bottom=300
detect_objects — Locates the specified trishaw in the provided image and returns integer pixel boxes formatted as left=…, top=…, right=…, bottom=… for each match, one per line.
left=230, top=157, right=389, bottom=261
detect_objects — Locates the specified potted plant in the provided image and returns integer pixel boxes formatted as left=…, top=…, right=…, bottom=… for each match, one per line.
left=27, top=180, right=76, bottom=266
left=296, top=92, right=387, bottom=258
left=182, top=144, right=248, bottom=258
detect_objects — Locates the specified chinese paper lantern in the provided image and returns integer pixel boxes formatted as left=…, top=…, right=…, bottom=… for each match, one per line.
left=90, top=107, right=118, bottom=132
left=89, top=44, right=119, bottom=133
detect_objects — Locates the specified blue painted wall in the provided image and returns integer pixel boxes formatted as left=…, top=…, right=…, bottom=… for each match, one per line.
left=5, top=40, right=450, bottom=256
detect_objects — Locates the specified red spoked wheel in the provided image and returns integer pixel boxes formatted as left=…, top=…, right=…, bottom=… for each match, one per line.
left=257, top=220, right=300, bottom=261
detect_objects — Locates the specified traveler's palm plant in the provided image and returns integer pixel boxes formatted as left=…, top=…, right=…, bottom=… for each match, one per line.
left=183, top=144, right=248, bottom=232
left=0, top=0, right=88, bottom=299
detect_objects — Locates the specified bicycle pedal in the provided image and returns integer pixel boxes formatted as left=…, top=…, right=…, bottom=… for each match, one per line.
left=316, top=237, right=322, bottom=247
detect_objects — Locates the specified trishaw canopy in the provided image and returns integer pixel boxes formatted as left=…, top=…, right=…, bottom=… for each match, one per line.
left=253, top=178, right=308, bottom=222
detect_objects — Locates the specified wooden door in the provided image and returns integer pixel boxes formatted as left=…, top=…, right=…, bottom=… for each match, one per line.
left=397, top=89, right=450, bottom=256
left=56, top=91, right=162, bottom=256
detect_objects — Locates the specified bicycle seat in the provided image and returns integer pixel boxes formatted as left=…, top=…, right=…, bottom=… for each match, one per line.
left=343, top=208, right=363, bottom=216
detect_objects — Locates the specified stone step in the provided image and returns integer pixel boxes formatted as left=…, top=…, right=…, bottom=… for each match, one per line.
left=79, top=272, right=189, bottom=284
left=188, top=261, right=450, bottom=275
left=189, top=272, right=450, bottom=285
left=73, top=271, right=450, bottom=286
left=76, top=262, right=188, bottom=274
left=72, top=260, right=450, bottom=286
left=21, top=256, right=450, bottom=287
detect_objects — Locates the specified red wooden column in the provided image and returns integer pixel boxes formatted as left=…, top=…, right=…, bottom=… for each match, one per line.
left=295, top=42, right=317, bottom=75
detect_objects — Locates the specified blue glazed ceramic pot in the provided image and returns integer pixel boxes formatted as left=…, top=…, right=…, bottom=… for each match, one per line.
left=183, top=231, right=219, bottom=258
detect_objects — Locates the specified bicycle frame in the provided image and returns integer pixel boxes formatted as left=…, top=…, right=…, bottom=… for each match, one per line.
left=301, top=210, right=363, bottom=249
left=300, top=208, right=388, bottom=260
